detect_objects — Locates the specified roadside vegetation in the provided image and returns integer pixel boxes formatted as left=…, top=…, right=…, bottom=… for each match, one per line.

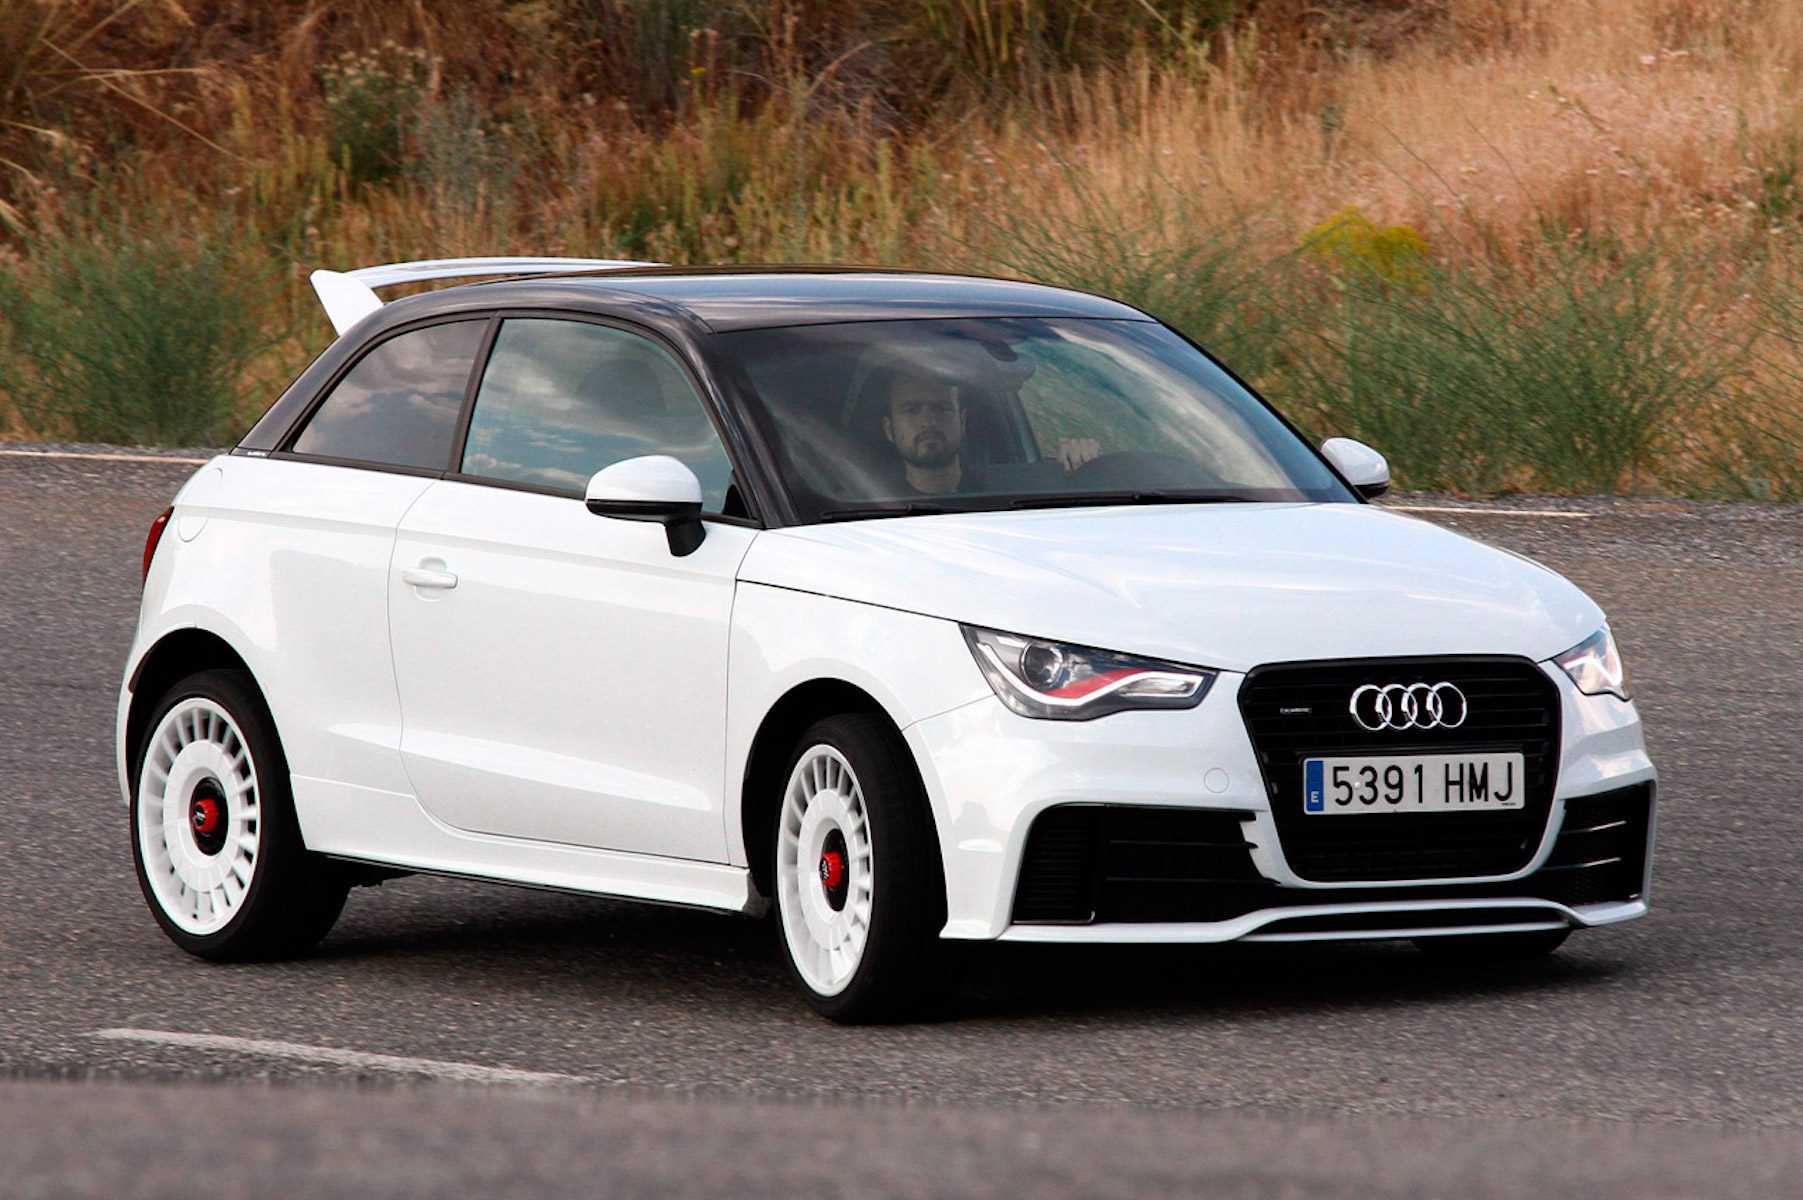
left=0, top=0, right=1798, bottom=497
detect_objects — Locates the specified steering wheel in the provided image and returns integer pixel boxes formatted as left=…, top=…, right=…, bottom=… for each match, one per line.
left=1066, top=449, right=1225, bottom=491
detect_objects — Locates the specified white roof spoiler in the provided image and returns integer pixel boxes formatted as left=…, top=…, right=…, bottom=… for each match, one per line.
left=308, top=256, right=661, bottom=336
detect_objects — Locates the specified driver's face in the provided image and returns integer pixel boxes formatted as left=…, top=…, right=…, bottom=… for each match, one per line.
left=884, top=378, right=962, bottom=469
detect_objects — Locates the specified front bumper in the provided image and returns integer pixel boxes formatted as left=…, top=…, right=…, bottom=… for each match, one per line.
left=906, top=666, right=1656, bottom=942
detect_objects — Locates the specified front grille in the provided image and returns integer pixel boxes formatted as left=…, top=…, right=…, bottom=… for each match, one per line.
left=1237, top=657, right=1562, bottom=882
left=1008, top=785, right=1651, bottom=925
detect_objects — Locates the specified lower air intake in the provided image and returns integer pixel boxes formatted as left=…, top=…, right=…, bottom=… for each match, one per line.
left=1010, top=785, right=1651, bottom=926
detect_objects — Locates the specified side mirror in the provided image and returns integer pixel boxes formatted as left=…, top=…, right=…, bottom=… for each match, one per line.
left=1321, top=437, right=1391, bottom=499
left=584, top=456, right=707, bottom=556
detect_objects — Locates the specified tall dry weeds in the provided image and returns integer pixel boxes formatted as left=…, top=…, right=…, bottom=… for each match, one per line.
left=0, top=0, right=1797, bottom=492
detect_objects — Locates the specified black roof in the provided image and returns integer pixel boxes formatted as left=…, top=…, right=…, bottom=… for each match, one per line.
left=240, top=267, right=1153, bottom=456
left=387, top=267, right=1152, bottom=332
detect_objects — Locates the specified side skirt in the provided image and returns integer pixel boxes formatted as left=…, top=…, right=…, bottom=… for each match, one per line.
left=293, top=775, right=761, bottom=916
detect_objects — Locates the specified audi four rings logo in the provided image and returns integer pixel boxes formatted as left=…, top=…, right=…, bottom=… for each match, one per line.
left=1348, top=682, right=1469, bottom=731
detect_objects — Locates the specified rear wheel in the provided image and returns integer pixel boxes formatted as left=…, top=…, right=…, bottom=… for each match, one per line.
left=131, top=668, right=348, bottom=961
left=772, top=714, right=965, bottom=1023
left=1413, top=927, right=1571, bottom=962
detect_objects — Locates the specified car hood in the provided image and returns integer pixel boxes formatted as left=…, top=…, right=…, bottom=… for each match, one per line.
left=737, top=503, right=1603, bottom=673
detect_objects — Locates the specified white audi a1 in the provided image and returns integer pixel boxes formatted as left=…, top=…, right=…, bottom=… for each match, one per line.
left=120, top=258, right=1655, bottom=1021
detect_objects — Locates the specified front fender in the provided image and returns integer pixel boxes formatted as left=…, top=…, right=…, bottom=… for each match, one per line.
left=724, top=583, right=990, bottom=868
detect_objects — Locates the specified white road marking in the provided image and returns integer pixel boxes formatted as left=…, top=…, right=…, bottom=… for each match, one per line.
left=92, top=1028, right=587, bottom=1086
left=1385, top=504, right=1590, bottom=519
left=0, top=448, right=211, bottom=465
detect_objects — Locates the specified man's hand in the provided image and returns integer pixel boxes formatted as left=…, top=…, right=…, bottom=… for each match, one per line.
left=1056, top=438, right=1101, bottom=471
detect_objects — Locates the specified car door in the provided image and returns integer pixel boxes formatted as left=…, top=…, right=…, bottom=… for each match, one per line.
left=388, top=316, right=757, bottom=862
left=249, top=318, right=489, bottom=806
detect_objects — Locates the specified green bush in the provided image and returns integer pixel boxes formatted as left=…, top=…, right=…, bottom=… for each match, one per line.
left=0, top=209, right=272, bottom=446
left=907, top=0, right=1243, bottom=91
left=321, top=44, right=430, bottom=188
left=1286, top=248, right=1736, bottom=494
left=975, top=167, right=1284, bottom=383
left=409, top=88, right=521, bottom=209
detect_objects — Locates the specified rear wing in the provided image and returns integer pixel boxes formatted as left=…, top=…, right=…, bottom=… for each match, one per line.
left=308, top=256, right=660, bottom=336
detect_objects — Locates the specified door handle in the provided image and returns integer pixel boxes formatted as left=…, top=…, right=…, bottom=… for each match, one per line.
left=401, top=564, right=458, bottom=590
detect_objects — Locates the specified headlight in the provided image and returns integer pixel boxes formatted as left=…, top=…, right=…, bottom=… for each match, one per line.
left=961, top=626, right=1216, bottom=720
left=1554, top=626, right=1632, bottom=700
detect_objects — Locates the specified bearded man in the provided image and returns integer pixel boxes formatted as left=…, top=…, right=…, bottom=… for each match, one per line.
left=880, top=373, right=1098, bottom=495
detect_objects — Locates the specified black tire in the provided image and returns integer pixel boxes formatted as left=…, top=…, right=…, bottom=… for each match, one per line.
left=130, top=668, right=349, bottom=962
left=1413, top=927, right=1571, bottom=962
left=772, top=713, right=967, bottom=1023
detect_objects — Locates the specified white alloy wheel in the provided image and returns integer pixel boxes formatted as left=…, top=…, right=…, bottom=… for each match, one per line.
left=776, top=744, right=875, bottom=997
left=135, top=697, right=261, bottom=936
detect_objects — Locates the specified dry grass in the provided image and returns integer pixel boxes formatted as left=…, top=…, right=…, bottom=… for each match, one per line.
left=0, top=0, right=1797, bottom=494
left=969, top=0, right=1803, bottom=254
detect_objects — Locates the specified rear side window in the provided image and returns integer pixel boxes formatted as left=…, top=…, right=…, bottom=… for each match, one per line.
left=460, top=318, right=734, bottom=509
left=290, top=320, right=487, bottom=470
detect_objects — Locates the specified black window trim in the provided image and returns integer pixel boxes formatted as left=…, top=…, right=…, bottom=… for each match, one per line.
left=269, top=313, right=498, bottom=478
left=444, top=309, right=766, bottom=527
left=444, top=315, right=504, bottom=474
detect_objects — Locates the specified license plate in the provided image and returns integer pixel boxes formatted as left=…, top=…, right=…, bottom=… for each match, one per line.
left=1303, top=753, right=1526, bottom=815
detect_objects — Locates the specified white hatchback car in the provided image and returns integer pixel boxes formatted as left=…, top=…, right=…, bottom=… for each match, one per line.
left=121, top=259, right=1656, bottom=1021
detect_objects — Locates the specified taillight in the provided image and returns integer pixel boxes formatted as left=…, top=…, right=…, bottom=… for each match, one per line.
left=142, top=506, right=174, bottom=584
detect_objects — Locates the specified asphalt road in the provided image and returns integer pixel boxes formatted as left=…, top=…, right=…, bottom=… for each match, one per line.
left=1, top=447, right=1800, bottom=1197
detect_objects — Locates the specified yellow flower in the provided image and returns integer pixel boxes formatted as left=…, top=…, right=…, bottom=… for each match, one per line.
left=1303, top=205, right=1430, bottom=287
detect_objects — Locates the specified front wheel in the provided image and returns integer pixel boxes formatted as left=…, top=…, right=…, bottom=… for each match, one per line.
left=131, top=668, right=348, bottom=961
left=773, top=714, right=965, bottom=1023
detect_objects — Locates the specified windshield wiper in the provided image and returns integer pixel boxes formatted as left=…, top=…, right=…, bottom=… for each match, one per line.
left=1006, top=491, right=1251, bottom=510
left=818, top=501, right=967, bottom=522
left=818, top=493, right=1253, bottom=521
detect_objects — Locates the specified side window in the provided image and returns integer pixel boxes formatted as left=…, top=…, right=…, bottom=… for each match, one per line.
left=290, top=320, right=486, bottom=470
left=460, top=319, right=736, bottom=511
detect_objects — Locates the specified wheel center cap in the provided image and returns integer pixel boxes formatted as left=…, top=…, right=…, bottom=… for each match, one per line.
left=816, top=828, right=850, bottom=912
left=187, top=782, right=228, bottom=856
left=191, top=798, right=220, bottom=836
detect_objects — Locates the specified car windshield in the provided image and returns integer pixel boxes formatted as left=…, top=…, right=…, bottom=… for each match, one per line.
left=716, top=316, right=1352, bottom=523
